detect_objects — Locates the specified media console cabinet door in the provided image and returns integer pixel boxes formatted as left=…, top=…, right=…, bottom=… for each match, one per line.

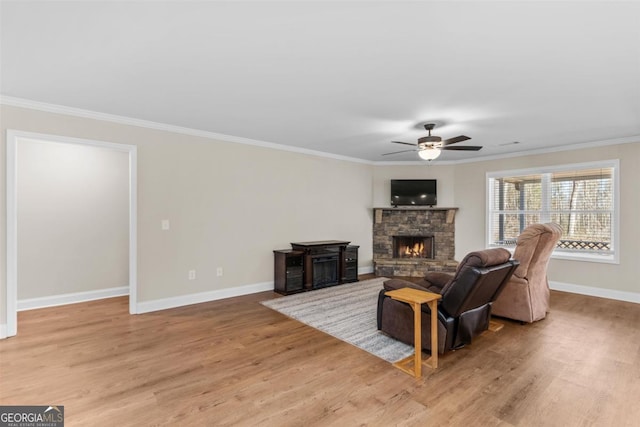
left=343, top=245, right=359, bottom=283
left=273, top=250, right=305, bottom=295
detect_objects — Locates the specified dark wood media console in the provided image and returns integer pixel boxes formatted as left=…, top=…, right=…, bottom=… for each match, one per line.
left=274, top=240, right=359, bottom=295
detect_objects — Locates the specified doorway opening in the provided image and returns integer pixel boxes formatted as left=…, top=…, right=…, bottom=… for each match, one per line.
left=4, top=130, right=138, bottom=338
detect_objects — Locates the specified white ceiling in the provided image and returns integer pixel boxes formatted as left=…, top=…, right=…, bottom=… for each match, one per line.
left=2, top=1, right=639, bottom=163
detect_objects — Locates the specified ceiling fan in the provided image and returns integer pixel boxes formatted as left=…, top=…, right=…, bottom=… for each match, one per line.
left=383, top=123, right=482, bottom=160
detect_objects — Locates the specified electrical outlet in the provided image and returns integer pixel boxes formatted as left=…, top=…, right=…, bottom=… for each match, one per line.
left=216, top=267, right=223, bottom=277
left=161, top=219, right=170, bottom=230
left=188, top=270, right=196, bottom=280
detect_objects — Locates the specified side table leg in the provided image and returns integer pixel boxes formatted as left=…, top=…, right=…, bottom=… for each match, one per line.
left=413, top=301, right=421, bottom=378
left=429, top=300, right=438, bottom=369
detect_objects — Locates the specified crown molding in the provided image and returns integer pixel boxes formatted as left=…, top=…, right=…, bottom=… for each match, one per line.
left=0, top=95, right=373, bottom=165
left=437, top=135, right=640, bottom=165
left=3, top=95, right=638, bottom=167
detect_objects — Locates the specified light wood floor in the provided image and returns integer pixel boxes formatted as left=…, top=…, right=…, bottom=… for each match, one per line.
left=1, top=279, right=639, bottom=426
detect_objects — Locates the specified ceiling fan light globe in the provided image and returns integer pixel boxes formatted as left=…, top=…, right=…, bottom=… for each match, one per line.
left=418, top=148, right=441, bottom=161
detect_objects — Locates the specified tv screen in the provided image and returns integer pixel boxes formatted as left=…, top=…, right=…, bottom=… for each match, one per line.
left=390, top=179, right=437, bottom=207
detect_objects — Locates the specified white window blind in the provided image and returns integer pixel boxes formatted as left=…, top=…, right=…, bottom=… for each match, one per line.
left=487, top=161, right=618, bottom=262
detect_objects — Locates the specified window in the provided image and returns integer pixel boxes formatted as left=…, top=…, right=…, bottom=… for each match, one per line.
left=487, top=160, right=619, bottom=263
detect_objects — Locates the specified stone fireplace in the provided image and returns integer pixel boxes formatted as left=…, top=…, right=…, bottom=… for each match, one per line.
left=373, top=207, right=458, bottom=277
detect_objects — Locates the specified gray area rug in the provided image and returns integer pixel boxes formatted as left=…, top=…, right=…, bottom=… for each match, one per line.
left=261, top=277, right=414, bottom=363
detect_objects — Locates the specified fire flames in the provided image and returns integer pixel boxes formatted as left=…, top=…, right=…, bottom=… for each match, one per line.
left=402, top=242, right=425, bottom=258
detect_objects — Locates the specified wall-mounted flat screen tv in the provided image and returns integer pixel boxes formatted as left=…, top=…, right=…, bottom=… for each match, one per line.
left=390, top=179, right=437, bottom=207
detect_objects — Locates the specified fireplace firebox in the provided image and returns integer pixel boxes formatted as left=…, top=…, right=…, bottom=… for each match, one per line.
left=393, top=235, right=434, bottom=259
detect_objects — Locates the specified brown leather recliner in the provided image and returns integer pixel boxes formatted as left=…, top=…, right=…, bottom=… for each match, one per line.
left=377, top=248, right=519, bottom=354
left=492, top=222, right=562, bottom=323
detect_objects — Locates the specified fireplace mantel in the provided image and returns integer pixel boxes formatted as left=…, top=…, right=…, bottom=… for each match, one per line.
left=374, top=207, right=458, bottom=224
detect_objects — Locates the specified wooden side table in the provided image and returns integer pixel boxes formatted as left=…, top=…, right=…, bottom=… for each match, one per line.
left=385, top=287, right=442, bottom=378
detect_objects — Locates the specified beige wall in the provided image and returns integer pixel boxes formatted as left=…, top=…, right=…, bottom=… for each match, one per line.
left=17, top=139, right=129, bottom=299
left=373, top=143, right=639, bottom=296
left=1, top=105, right=374, bottom=323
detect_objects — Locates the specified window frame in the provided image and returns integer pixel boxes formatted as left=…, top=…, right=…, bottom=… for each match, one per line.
left=486, top=159, right=620, bottom=264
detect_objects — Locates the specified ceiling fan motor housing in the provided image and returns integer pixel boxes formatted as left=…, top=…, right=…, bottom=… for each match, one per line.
left=418, top=135, right=442, bottom=144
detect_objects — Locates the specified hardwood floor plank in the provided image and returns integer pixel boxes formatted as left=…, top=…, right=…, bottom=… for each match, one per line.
left=2, top=283, right=640, bottom=426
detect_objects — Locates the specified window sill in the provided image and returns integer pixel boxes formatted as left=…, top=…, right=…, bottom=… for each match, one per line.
left=494, top=246, right=618, bottom=265
left=551, top=251, right=618, bottom=265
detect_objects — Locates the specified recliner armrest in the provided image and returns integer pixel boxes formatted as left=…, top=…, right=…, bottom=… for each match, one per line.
left=382, top=278, right=429, bottom=292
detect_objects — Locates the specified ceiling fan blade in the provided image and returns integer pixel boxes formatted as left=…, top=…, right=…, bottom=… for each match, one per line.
left=441, top=145, right=483, bottom=151
left=442, top=135, right=471, bottom=146
left=382, top=149, right=417, bottom=156
left=391, top=141, right=417, bottom=146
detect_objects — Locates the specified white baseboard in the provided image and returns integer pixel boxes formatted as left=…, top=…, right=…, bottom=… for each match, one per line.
left=135, top=281, right=274, bottom=314
left=5, top=278, right=634, bottom=340
left=550, top=281, right=640, bottom=304
left=17, top=286, right=130, bottom=311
